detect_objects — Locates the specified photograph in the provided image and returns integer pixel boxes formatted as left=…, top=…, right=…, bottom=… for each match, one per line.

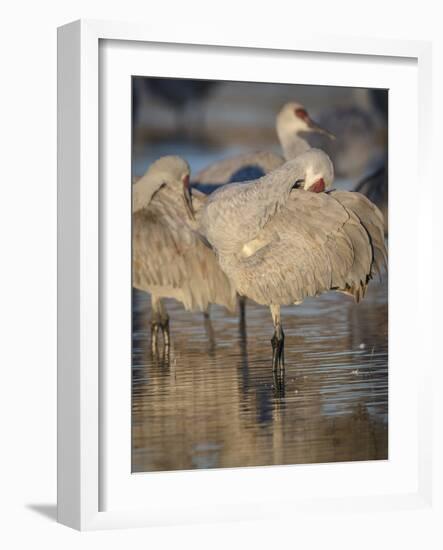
left=131, top=77, right=388, bottom=473
left=1, top=0, right=437, bottom=541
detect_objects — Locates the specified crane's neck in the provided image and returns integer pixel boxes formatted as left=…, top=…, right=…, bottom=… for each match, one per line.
left=277, top=127, right=311, bottom=160
left=182, top=189, right=208, bottom=232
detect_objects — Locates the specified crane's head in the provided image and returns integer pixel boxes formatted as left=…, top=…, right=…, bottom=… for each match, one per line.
left=146, top=155, right=190, bottom=188
left=144, top=155, right=194, bottom=219
left=285, top=149, right=334, bottom=193
left=276, top=101, right=335, bottom=141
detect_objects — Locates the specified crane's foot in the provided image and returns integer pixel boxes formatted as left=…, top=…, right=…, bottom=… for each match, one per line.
left=271, top=327, right=285, bottom=372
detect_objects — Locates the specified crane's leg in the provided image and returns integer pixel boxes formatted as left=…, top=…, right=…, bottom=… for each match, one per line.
left=151, top=323, right=159, bottom=357
left=151, top=296, right=169, bottom=356
left=150, top=296, right=160, bottom=356
left=158, top=300, right=170, bottom=353
left=238, top=295, right=247, bottom=338
left=203, top=308, right=215, bottom=351
left=270, top=305, right=285, bottom=372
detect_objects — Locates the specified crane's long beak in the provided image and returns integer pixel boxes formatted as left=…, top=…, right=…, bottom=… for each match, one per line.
left=307, top=118, right=336, bottom=140
left=182, top=174, right=195, bottom=221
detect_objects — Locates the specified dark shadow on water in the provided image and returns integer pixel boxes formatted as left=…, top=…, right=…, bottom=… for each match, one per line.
left=26, top=504, right=57, bottom=522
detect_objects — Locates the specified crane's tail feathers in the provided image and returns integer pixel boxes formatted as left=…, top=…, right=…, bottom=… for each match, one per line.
left=331, top=191, right=388, bottom=280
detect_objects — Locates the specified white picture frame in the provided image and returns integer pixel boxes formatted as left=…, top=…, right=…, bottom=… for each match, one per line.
left=57, top=19, right=433, bottom=531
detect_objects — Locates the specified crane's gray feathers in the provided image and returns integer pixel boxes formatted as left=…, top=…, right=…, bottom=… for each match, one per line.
left=193, top=151, right=285, bottom=186
left=201, top=174, right=291, bottom=254
left=330, top=190, right=388, bottom=278
left=216, top=190, right=373, bottom=306
left=200, top=151, right=333, bottom=255
left=133, top=179, right=237, bottom=313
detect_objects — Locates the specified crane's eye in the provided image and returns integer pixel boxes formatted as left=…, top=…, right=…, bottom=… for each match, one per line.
left=292, top=179, right=304, bottom=190
left=295, top=108, right=309, bottom=121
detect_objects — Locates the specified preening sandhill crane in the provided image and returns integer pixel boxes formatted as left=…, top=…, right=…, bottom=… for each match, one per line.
left=192, top=101, right=334, bottom=189
left=186, top=149, right=387, bottom=371
left=133, top=156, right=237, bottom=354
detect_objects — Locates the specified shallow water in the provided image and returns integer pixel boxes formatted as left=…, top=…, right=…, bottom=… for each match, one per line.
left=132, top=278, right=388, bottom=472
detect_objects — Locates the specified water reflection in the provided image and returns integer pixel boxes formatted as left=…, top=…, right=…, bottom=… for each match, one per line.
left=131, top=279, right=388, bottom=472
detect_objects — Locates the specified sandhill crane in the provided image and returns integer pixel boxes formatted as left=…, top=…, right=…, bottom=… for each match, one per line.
left=185, top=149, right=386, bottom=371
left=192, top=101, right=334, bottom=188
left=133, top=156, right=237, bottom=354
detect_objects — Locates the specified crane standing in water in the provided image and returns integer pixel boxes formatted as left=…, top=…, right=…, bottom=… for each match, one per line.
left=185, top=149, right=386, bottom=371
left=133, top=156, right=237, bottom=355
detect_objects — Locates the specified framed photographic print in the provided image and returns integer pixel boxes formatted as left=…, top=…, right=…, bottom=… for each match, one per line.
left=57, top=19, right=433, bottom=530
